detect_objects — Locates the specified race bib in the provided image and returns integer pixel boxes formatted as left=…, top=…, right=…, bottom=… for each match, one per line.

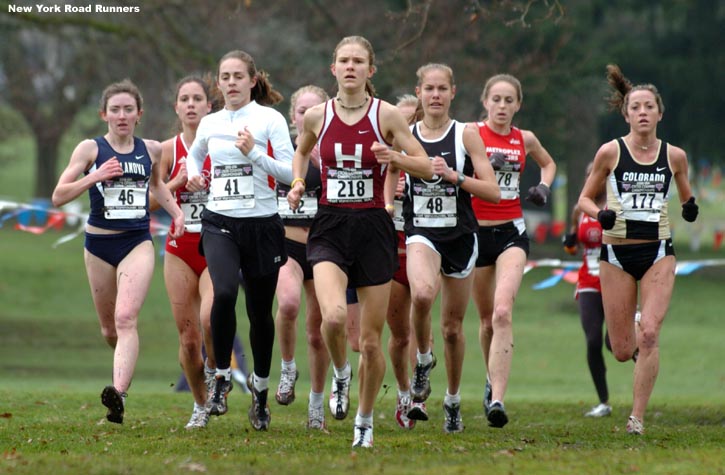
left=179, top=189, right=208, bottom=233
left=496, top=166, right=521, bottom=200
left=210, top=163, right=254, bottom=209
left=620, top=191, right=664, bottom=223
left=103, top=178, right=147, bottom=219
left=585, top=247, right=601, bottom=276
left=278, top=188, right=318, bottom=220
left=326, top=167, right=373, bottom=203
left=412, top=182, right=457, bottom=228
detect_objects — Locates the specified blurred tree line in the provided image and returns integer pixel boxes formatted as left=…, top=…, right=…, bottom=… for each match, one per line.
left=0, top=0, right=722, bottom=219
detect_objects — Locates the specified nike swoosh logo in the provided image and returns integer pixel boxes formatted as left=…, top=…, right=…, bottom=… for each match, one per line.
left=358, top=130, right=370, bottom=134
left=135, top=155, right=144, bottom=160
left=441, top=152, right=451, bottom=156
left=656, top=167, right=666, bottom=172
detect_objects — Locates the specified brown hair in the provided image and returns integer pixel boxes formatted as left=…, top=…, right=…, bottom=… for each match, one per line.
left=99, top=79, right=143, bottom=113
left=218, top=50, right=283, bottom=106
left=605, top=64, right=664, bottom=115
left=480, top=74, right=523, bottom=103
left=332, top=36, right=377, bottom=97
left=170, top=74, right=223, bottom=134
left=395, top=93, right=421, bottom=124
left=288, top=85, right=329, bottom=122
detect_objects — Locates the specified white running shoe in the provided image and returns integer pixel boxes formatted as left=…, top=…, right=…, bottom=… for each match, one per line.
left=585, top=403, right=612, bottom=417
left=329, top=372, right=351, bottom=420
left=626, top=415, right=644, bottom=435
left=352, top=424, right=373, bottom=448
left=307, top=404, right=326, bottom=430
left=276, top=368, right=299, bottom=405
left=395, top=395, right=415, bottom=429
left=185, top=406, right=210, bottom=429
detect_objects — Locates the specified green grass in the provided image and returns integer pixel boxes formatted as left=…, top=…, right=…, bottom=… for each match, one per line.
left=1, top=228, right=724, bottom=474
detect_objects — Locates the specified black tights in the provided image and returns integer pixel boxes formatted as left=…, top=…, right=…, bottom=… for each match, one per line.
left=578, top=291, right=610, bottom=403
left=204, top=231, right=278, bottom=379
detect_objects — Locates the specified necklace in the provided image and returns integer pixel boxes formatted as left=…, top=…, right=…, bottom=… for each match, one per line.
left=336, top=94, right=369, bottom=110
left=422, top=118, right=450, bottom=131
left=629, top=137, right=658, bottom=151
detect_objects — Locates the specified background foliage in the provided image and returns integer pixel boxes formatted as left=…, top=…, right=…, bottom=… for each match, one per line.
left=1, top=0, right=723, bottom=214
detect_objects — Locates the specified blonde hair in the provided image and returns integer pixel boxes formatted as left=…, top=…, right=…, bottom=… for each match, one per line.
left=416, top=63, right=455, bottom=87
left=288, top=85, right=329, bottom=122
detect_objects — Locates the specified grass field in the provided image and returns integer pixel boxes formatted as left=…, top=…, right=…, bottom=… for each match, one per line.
left=1, top=226, right=723, bottom=474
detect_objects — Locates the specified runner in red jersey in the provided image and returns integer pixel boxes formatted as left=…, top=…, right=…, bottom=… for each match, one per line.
left=151, top=76, right=217, bottom=429
left=470, top=74, right=557, bottom=428
left=563, top=163, right=611, bottom=419
left=287, top=36, right=431, bottom=448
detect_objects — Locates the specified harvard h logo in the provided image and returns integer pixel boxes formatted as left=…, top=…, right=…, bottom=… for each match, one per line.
left=334, top=143, right=363, bottom=168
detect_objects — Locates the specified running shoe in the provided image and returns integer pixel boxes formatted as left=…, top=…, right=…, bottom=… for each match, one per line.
left=307, top=403, right=326, bottom=430
left=185, top=406, right=209, bottom=429
left=395, top=395, right=415, bottom=429
left=487, top=400, right=508, bottom=428
left=276, top=368, right=299, bottom=405
left=406, top=400, right=428, bottom=421
left=248, top=387, right=271, bottom=431
left=101, top=385, right=125, bottom=424
left=329, top=371, right=352, bottom=420
left=443, top=402, right=464, bottom=433
left=626, top=415, right=644, bottom=435
left=585, top=403, right=612, bottom=418
left=352, top=424, right=373, bottom=448
left=483, top=376, right=492, bottom=416
left=206, top=375, right=232, bottom=416
left=410, top=354, right=437, bottom=402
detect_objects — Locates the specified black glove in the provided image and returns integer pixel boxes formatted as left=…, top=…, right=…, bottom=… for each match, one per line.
left=597, top=209, right=616, bottom=230
left=526, top=183, right=550, bottom=206
left=681, top=196, right=699, bottom=222
left=562, top=232, right=577, bottom=255
left=489, top=152, right=507, bottom=171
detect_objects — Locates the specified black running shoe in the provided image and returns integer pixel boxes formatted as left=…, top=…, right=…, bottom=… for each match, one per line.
left=206, top=376, right=232, bottom=416
left=487, top=400, right=508, bottom=428
left=248, top=388, right=271, bottom=431
left=410, top=354, right=437, bottom=403
left=101, top=385, right=125, bottom=424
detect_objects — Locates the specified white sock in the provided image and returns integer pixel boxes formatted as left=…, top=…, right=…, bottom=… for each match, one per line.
left=398, top=389, right=411, bottom=400
left=216, top=367, right=232, bottom=381
left=355, top=412, right=373, bottom=428
left=334, top=361, right=351, bottom=380
left=417, top=350, right=433, bottom=366
left=193, top=402, right=205, bottom=412
left=309, top=391, right=324, bottom=407
left=281, top=359, right=296, bottom=372
left=253, top=373, right=269, bottom=392
left=204, top=360, right=215, bottom=374
left=444, top=391, right=461, bottom=406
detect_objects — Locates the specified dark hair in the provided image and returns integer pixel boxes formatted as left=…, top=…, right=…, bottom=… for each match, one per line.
left=606, top=64, right=665, bottom=115
left=170, top=74, right=223, bottom=134
left=332, top=36, right=377, bottom=97
left=99, top=79, right=142, bottom=113
left=218, top=50, right=283, bottom=106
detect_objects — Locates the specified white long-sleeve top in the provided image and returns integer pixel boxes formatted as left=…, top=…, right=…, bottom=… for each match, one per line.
left=186, top=100, right=294, bottom=218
